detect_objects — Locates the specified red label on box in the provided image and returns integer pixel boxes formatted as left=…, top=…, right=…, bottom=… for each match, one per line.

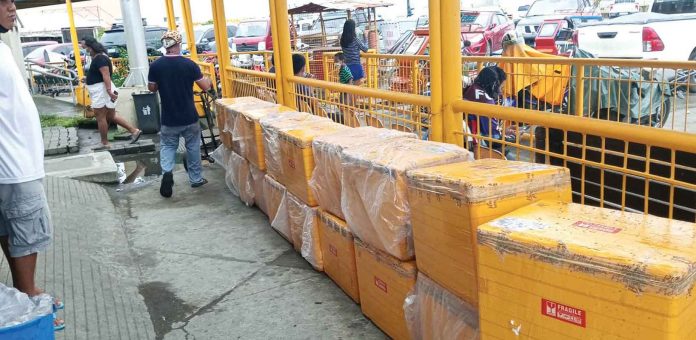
left=374, top=277, right=388, bottom=293
left=573, top=221, right=622, bottom=234
left=541, top=299, right=586, bottom=328
left=288, top=158, right=296, bottom=169
left=329, top=244, right=338, bottom=257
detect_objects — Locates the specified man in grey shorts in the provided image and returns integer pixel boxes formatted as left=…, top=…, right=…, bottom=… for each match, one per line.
left=0, top=0, right=54, bottom=299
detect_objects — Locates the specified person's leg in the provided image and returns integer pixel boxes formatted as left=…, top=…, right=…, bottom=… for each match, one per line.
left=105, top=108, right=139, bottom=134
left=159, top=125, right=181, bottom=197
left=0, top=236, right=17, bottom=287
left=182, top=122, right=205, bottom=185
left=94, top=107, right=110, bottom=146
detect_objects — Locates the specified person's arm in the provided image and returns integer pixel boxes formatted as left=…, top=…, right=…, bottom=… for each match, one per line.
left=147, top=63, right=158, bottom=92
left=191, top=61, right=212, bottom=92
left=357, top=38, right=368, bottom=52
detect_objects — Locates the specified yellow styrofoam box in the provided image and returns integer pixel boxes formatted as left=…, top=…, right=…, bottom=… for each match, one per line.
left=250, top=163, right=267, bottom=216
left=310, top=127, right=416, bottom=220
left=406, top=159, right=572, bottom=307
left=260, top=111, right=314, bottom=181
left=318, top=210, right=360, bottom=303
left=477, top=200, right=696, bottom=340
left=342, top=138, right=473, bottom=260
left=217, top=97, right=275, bottom=154
left=354, top=238, right=417, bottom=340
left=226, top=151, right=254, bottom=206
left=214, top=99, right=233, bottom=149
left=263, top=174, right=286, bottom=227
left=276, top=120, right=350, bottom=206
left=235, top=105, right=294, bottom=171
left=404, top=273, right=480, bottom=340
left=282, top=192, right=323, bottom=270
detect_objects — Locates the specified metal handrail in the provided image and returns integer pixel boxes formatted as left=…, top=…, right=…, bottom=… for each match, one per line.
left=25, top=61, right=79, bottom=104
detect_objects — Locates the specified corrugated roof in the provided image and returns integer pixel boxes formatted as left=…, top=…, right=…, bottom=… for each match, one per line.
left=15, top=0, right=91, bottom=10
left=289, top=0, right=393, bottom=14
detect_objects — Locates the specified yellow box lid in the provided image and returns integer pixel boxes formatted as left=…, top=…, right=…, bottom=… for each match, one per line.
left=406, top=159, right=570, bottom=203
left=259, top=111, right=313, bottom=131
left=280, top=120, right=350, bottom=147
left=478, top=200, right=696, bottom=296
left=342, top=139, right=473, bottom=174
left=319, top=209, right=351, bottom=237
left=355, top=237, right=417, bottom=278
left=240, top=105, right=294, bottom=121
left=313, top=126, right=416, bottom=153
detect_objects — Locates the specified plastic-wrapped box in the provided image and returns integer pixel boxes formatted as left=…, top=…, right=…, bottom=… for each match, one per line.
left=226, top=151, right=255, bottom=206
left=250, top=164, right=267, bottom=216
left=406, top=159, right=571, bottom=307
left=341, top=138, right=473, bottom=260
left=404, top=273, right=480, bottom=340
left=263, top=174, right=287, bottom=233
left=214, top=98, right=237, bottom=149
left=281, top=193, right=323, bottom=270
left=234, top=105, right=293, bottom=171
left=318, top=210, right=360, bottom=303
left=310, top=127, right=416, bottom=220
left=354, top=238, right=417, bottom=340
left=477, top=200, right=696, bottom=340
left=261, top=112, right=349, bottom=206
left=216, top=97, right=274, bottom=153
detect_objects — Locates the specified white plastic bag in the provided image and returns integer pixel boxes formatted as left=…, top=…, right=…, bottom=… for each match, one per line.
left=0, top=284, right=53, bottom=328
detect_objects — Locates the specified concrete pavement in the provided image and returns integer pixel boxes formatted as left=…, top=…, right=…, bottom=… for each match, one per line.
left=1, top=165, right=383, bottom=339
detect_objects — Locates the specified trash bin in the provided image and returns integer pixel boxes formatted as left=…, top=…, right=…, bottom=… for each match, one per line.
left=132, top=91, right=161, bottom=134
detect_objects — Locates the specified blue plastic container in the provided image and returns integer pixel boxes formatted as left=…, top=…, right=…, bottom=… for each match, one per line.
left=0, top=313, right=54, bottom=340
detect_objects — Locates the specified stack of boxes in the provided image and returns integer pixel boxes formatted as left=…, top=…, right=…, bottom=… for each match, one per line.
left=214, top=96, right=696, bottom=340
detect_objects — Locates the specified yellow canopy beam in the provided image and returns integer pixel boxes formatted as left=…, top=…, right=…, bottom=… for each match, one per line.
left=427, top=0, right=442, bottom=142
left=211, top=0, right=230, bottom=97
left=65, top=0, right=84, bottom=80
left=441, top=0, right=462, bottom=146
left=268, top=0, right=285, bottom=105
left=180, top=0, right=197, bottom=60
left=271, top=0, right=296, bottom=109
left=165, top=0, right=176, bottom=31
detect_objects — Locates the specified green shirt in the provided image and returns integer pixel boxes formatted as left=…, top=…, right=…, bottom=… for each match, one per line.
left=339, top=65, right=353, bottom=84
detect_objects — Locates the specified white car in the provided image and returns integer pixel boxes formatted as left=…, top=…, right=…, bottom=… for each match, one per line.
left=607, top=0, right=640, bottom=18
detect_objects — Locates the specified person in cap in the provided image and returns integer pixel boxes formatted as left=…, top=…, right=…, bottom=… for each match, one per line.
left=0, top=0, right=65, bottom=331
left=148, top=30, right=213, bottom=198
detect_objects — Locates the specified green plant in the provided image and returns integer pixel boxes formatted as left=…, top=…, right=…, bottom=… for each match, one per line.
left=39, top=115, right=84, bottom=128
left=112, top=47, right=129, bottom=87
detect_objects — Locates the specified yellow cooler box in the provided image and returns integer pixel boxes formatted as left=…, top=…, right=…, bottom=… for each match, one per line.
left=318, top=210, right=360, bottom=303
left=342, top=138, right=473, bottom=260
left=216, top=97, right=276, bottom=153
left=226, top=151, right=254, bottom=206
left=310, top=127, right=415, bottom=220
left=250, top=164, right=267, bottom=216
left=214, top=99, right=233, bottom=149
left=355, top=238, right=417, bottom=340
left=285, top=194, right=323, bottom=271
left=404, top=273, right=480, bottom=340
left=407, top=159, right=571, bottom=306
left=263, top=175, right=286, bottom=227
left=234, top=105, right=293, bottom=171
left=477, top=200, right=696, bottom=340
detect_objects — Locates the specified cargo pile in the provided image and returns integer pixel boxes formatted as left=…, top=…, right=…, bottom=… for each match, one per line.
left=214, top=97, right=696, bottom=340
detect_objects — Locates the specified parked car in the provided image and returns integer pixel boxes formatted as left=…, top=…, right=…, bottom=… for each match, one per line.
left=21, top=41, right=57, bottom=57
left=231, top=19, right=297, bottom=52
left=516, top=0, right=597, bottom=46
left=516, top=4, right=532, bottom=20
left=607, top=0, right=640, bottom=18
left=24, top=43, right=85, bottom=65
left=461, top=9, right=516, bottom=56
left=101, top=25, right=168, bottom=57
left=193, top=24, right=237, bottom=54
left=534, top=16, right=602, bottom=55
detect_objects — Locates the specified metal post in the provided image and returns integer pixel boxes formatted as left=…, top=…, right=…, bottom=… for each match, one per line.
left=575, top=64, right=585, bottom=116
left=211, top=0, right=230, bottom=97
left=427, top=0, right=443, bottom=142
left=272, top=0, right=297, bottom=109
left=180, top=0, right=197, bottom=60
left=268, top=0, right=285, bottom=105
left=66, top=0, right=84, bottom=81
left=120, top=0, right=149, bottom=87
left=165, top=0, right=177, bottom=31
left=440, top=0, right=462, bottom=146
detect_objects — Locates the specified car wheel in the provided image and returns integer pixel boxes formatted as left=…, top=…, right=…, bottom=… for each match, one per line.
left=689, top=50, right=696, bottom=93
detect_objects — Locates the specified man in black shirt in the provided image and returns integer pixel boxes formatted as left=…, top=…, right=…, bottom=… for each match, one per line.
left=148, top=31, right=212, bottom=198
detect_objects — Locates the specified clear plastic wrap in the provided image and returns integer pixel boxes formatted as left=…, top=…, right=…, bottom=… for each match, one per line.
left=318, top=210, right=359, bottom=302
left=477, top=200, right=696, bottom=340
left=309, top=127, right=416, bottom=220
left=354, top=237, right=417, bottom=340
left=219, top=97, right=274, bottom=154
left=227, top=151, right=255, bottom=206
left=404, top=273, right=480, bottom=340
left=234, top=105, right=293, bottom=171
left=300, top=206, right=322, bottom=271
left=270, top=190, right=292, bottom=243
left=259, top=111, right=312, bottom=182
left=405, top=159, right=571, bottom=306
left=249, top=164, right=268, bottom=215
left=263, top=174, right=287, bottom=228
left=341, top=138, right=473, bottom=260
left=286, top=193, right=306, bottom=251
left=210, top=145, right=231, bottom=171
left=0, top=284, right=53, bottom=328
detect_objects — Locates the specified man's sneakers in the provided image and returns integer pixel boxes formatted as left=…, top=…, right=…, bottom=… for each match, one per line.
left=191, top=178, right=208, bottom=188
left=160, top=172, right=174, bottom=198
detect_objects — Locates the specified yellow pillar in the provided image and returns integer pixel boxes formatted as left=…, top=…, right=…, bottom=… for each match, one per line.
left=211, top=0, right=230, bottom=97
left=268, top=0, right=285, bottom=105
left=271, top=0, right=296, bottom=109
left=441, top=0, right=462, bottom=146
left=66, top=0, right=87, bottom=107
left=180, top=0, right=197, bottom=60
left=427, top=0, right=442, bottom=142
left=165, top=0, right=177, bottom=31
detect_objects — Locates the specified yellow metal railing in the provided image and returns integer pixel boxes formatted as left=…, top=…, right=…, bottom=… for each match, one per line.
left=194, top=60, right=217, bottom=117
left=225, top=66, right=278, bottom=103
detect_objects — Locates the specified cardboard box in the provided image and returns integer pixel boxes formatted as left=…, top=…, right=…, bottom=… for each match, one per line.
left=342, top=138, right=473, bottom=260
left=226, top=151, right=254, bottom=206
left=404, top=273, right=480, bottom=340
left=318, top=210, right=360, bottom=303
left=477, top=201, right=696, bottom=340
left=354, top=238, right=417, bottom=340
left=310, top=127, right=415, bottom=220
left=407, top=159, right=572, bottom=306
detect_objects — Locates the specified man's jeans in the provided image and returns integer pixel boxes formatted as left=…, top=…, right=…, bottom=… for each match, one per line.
left=160, top=123, right=204, bottom=184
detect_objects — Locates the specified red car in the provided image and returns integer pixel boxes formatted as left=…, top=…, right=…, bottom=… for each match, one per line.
left=460, top=9, right=515, bottom=56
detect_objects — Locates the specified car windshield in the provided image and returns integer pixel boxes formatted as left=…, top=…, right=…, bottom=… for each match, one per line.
left=461, top=12, right=493, bottom=26
left=652, top=0, right=696, bottom=14
left=538, top=23, right=559, bottom=37
left=25, top=46, right=50, bottom=60
left=235, top=21, right=268, bottom=37
left=527, top=0, right=580, bottom=16
left=101, top=30, right=126, bottom=45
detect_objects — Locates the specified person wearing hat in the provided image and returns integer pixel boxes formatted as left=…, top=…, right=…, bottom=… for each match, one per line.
left=148, top=31, right=213, bottom=198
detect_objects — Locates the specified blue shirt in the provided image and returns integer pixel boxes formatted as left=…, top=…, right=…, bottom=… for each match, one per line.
left=342, top=38, right=367, bottom=65
left=463, top=84, right=501, bottom=140
left=148, top=55, right=203, bottom=127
